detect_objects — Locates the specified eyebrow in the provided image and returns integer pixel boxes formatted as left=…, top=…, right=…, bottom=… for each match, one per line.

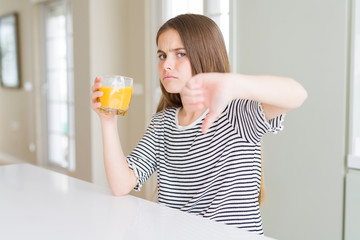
left=157, top=48, right=186, bottom=54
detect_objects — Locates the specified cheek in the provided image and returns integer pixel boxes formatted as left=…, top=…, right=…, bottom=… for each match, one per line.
left=157, top=62, right=163, bottom=74
left=180, top=61, right=193, bottom=77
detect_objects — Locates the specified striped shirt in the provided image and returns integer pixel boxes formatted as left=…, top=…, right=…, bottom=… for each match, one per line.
left=126, top=99, right=284, bottom=234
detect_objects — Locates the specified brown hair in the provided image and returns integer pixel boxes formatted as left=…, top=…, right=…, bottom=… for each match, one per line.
left=156, top=14, right=231, bottom=112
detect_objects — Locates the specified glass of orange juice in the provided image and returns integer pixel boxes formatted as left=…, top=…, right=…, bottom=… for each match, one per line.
left=99, top=75, right=133, bottom=116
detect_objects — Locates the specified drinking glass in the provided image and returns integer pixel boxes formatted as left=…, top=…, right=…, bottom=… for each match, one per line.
left=99, top=75, right=133, bottom=116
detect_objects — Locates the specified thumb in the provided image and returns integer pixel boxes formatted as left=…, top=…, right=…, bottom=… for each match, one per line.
left=187, top=76, right=203, bottom=90
left=202, top=111, right=218, bottom=134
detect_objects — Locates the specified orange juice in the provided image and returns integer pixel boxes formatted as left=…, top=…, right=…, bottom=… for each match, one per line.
left=99, top=86, right=133, bottom=114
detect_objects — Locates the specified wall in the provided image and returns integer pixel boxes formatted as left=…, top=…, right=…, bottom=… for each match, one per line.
left=234, top=1, right=348, bottom=239
left=89, top=0, right=152, bottom=199
left=68, top=0, right=92, bottom=181
left=0, top=0, right=36, bottom=165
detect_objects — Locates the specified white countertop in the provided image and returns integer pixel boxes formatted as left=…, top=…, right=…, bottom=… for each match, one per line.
left=0, top=164, right=275, bottom=240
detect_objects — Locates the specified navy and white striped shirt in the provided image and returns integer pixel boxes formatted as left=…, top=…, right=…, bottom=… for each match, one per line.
left=126, top=99, right=284, bottom=234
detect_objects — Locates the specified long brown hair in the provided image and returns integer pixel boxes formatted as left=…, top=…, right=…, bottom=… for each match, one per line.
left=156, top=14, right=230, bottom=112
left=153, top=14, right=265, bottom=205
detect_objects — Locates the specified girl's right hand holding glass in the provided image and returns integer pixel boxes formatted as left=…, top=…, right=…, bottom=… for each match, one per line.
left=91, top=76, right=115, bottom=120
left=91, top=76, right=103, bottom=115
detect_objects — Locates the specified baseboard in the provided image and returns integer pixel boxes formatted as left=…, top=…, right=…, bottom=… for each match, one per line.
left=0, top=152, right=26, bottom=165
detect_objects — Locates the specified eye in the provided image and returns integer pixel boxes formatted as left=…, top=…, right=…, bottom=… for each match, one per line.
left=158, top=54, right=166, bottom=60
left=177, top=52, right=186, bottom=58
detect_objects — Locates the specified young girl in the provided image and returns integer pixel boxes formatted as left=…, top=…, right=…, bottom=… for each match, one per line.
left=91, top=14, right=307, bottom=235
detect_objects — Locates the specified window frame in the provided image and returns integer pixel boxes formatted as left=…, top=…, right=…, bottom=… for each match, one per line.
left=40, top=0, right=75, bottom=172
left=347, top=0, right=360, bottom=169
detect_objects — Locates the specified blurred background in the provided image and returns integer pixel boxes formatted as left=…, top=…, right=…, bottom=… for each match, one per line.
left=0, top=0, right=359, bottom=240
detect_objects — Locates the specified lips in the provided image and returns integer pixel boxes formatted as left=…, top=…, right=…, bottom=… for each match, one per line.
left=163, top=75, right=177, bottom=80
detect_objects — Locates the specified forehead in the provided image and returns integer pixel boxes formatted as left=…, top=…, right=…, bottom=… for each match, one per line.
left=157, top=29, right=184, bottom=50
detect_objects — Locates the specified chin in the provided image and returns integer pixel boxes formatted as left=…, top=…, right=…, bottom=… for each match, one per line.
left=164, top=88, right=179, bottom=94
left=162, top=84, right=181, bottom=94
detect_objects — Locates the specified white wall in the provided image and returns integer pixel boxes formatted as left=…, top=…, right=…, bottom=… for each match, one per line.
left=89, top=0, right=129, bottom=187
left=89, top=0, right=154, bottom=200
left=234, top=1, right=348, bottom=239
left=0, top=0, right=36, bottom=165
left=69, top=0, right=92, bottom=181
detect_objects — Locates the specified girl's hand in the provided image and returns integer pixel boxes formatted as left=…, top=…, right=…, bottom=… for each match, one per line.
left=90, top=76, right=115, bottom=120
left=182, top=73, right=234, bottom=134
left=183, top=73, right=307, bottom=134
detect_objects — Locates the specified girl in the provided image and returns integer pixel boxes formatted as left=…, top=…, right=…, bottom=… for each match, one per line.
left=91, top=14, right=307, bottom=235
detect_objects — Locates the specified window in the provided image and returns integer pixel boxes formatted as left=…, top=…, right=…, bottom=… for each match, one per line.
left=348, top=0, right=360, bottom=169
left=204, top=0, right=230, bottom=52
left=162, top=0, right=203, bottom=21
left=41, top=0, right=75, bottom=171
left=162, top=0, right=229, bottom=52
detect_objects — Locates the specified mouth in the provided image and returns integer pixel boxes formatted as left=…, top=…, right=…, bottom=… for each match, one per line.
left=163, top=75, right=177, bottom=80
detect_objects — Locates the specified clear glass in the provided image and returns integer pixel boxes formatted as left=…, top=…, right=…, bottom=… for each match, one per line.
left=43, top=0, right=75, bottom=171
left=48, top=102, right=68, bottom=134
left=0, top=14, right=19, bottom=87
left=99, top=75, right=134, bottom=116
left=206, top=0, right=229, bottom=15
left=204, top=0, right=230, bottom=53
left=49, top=134, right=68, bottom=168
left=350, top=0, right=360, bottom=156
left=163, top=0, right=203, bottom=22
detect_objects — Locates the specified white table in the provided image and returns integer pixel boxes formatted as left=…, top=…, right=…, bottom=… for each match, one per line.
left=0, top=164, right=275, bottom=240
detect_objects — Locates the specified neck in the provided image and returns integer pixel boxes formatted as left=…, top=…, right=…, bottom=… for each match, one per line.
left=178, top=106, right=207, bottom=127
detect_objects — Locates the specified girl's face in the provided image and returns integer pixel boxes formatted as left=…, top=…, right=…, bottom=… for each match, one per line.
left=157, top=29, right=193, bottom=94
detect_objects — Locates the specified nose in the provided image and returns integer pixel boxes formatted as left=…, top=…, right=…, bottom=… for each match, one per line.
left=163, top=57, right=174, bottom=71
